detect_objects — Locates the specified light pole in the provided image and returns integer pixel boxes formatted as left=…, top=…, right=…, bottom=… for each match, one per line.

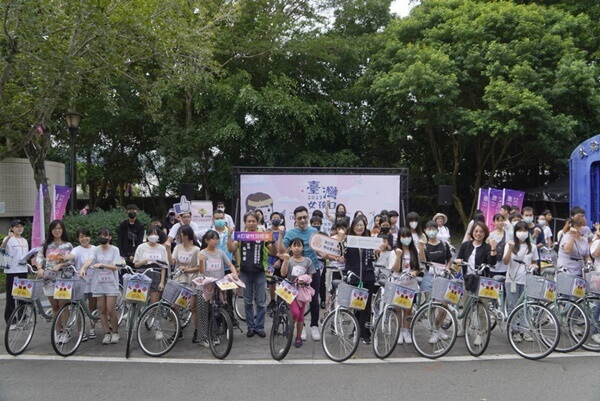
left=65, top=112, right=82, bottom=214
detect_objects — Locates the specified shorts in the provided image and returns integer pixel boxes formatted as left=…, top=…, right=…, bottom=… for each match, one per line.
left=135, top=269, right=161, bottom=291
left=420, top=272, right=433, bottom=293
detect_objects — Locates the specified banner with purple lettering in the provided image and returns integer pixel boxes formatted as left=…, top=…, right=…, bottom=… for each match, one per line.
left=233, top=232, right=274, bottom=242
left=31, top=184, right=48, bottom=248
left=486, top=188, right=504, bottom=228
left=53, top=185, right=72, bottom=221
left=477, top=188, right=491, bottom=227
left=503, top=189, right=525, bottom=211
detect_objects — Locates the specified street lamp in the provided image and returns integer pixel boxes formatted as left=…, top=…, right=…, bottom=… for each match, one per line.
left=65, top=112, right=82, bottom=214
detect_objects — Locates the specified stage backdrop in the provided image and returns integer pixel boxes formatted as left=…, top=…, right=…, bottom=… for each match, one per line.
left=240, top=174, right=401, bottom=232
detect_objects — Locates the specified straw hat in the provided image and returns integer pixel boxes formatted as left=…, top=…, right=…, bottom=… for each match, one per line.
left=433, top=213, right=447, bottom=225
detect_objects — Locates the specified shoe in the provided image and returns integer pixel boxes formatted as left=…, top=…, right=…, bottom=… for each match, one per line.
left=320, top=301, right=326, bottom=309
left=474, top=334, right=483, bottom=346
left=56, top=332, right=65, bottom=344
left=301, top=330, right=307, bottom=341
left=256, top=330, right=266, bottom=338
left=311, top=326, right=321, bottom=341
left=267, top=299, right=276, bottom=312
left=192, top=330, right=199, bottom=343
left=213, top=337, right=221, bottom=346
left=428, top=333, right=439, bottom=344
left=178, top=330, right=184, bottom=340
left=398, top=331, right=404, bottom=344
left=295, top=337, right=303, bottom=348
left=88, top=329, right=96, bottom=339
left=200, top=340, right=210, bottom=348
left=155, top=331, right=164, bottom=341
left=403, top=329, right=412, bottom=344
left=523, top=332, right=534, bottom=342
left=81, top=333, right=88, bottom=342
left=59, top=332, right=71, bottom=344
left=102, top=333, right=112, bottom=344
left=9, top=324, right=17, bottom=331
left=457, top=328, right=465, bottom=337
left=438, top=331, right=450, bottom=340
left=591, top=333, right=600, bottom=344
left=572, top=325, right=584, bottom=336
left=247, top=330, right=255, bottom=338
left=362, top=337, right=371, bottom=345
left=110, top=333, right=120, bottom=344
left=512, top=333, right=522, bottom=343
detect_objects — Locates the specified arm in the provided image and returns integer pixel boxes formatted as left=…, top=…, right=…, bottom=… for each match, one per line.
left=503, top=241, right=515, bottom=265
left=227, top=224, right=238, bottom=253
left=488, top=239, right=498, bottom=265
left=563, top=231, right=578, bottom=254
left=78, top=257, right=94, bottom=278
left=280, top=253, right=290, bottom=277
left=276, top=225, right=287, bottom=253
left=391, top=249, right=402, bottom=273
left=197, top=252, right=205, bottom=275
left=0, top=231, right=12, bottom=250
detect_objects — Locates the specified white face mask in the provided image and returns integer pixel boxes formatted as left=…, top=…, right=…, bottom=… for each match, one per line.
left=148, top=235, right=160, bottom=243
left=538, top=219, right=546, bottom=226
left=516, top=232, right=529, bottom=242
left=409, top=221, right=418, bottom=229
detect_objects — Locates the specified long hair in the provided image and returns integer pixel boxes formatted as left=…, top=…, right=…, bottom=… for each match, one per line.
left=397, top=227, right=420, bottom=270
left=513, top=221, right=532, bottom=255
left=43, top=220, right=69, bottom=254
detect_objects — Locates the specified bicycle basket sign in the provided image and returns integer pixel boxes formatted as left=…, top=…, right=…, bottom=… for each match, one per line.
left=477, top=278, right=501, bottom=300
left=349, top=288, right=369, bottom=310
left=216, top=276, right=238, bottom=291
left=392, top=285, right=415, bottom=309
left=275, top=280, right=298, bottom=304
left=124, top=279, right=151, bottom=302
left=12, top=279, right=43, bottom=300
left=175, top=287, right=194, bottom=308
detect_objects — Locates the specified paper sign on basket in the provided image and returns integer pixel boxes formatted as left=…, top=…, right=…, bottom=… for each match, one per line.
left=53, top=281, right=73, bottom=300
left=275, top=280, right=298, bottom=304
left=216, top=276, right=238, bottom=291
left=544, top=281, right=556, bottom=302
left=12, top=279, right=33, bottom=299
left=345, top=235, right=383, bottom=250
left=444, top=282, right=463, bottom=304
left=309, top=233, right=340, bottom=256
left=392, top=286, right=415, bottom=309
left=125, top=281, right=150, bottom=302
left=478, top=278, right=500, bottom=300
left=572, top=278, right=587, bottom=298
left=233, top=232, right=273, bottom=242
left=350, top=288, right=369, bottom=310
left=175, top=287, right=194, bottom=308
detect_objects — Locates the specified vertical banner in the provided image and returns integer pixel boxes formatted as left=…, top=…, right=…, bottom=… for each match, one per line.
left=503, top=189, right=526, bottom=211
left=477, top=188, right=491, bottom=228
left=32, top=184, right=48, bottom=248
left=486, top=188, right=504, bottom=228
left=53, top=185, right=72, bottom=220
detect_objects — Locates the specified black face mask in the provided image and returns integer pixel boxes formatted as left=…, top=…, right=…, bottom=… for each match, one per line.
left=336, top=212, right=345, bottom=217
left=98, top=237, right=109, bottom=245
left=380, top=227, right=390, bottom=234
left=313, top=226, right=321, bottom=231
left=128, top=212, right=137, bottom=219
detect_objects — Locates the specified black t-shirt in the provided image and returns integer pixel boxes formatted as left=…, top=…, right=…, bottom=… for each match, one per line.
left=425, top=241, right=451, bottom=266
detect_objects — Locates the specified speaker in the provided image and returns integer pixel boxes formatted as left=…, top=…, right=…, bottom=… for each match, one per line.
left=180, top=183, right=195, bottom=200
left=438, top=185, right=453, bottom=205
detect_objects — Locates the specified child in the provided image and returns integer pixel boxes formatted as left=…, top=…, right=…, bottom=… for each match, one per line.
left=280, top=238, right=316, bottom=348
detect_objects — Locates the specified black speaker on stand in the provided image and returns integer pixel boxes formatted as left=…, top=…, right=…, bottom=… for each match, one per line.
left=438, top=185, right=453, bottom=206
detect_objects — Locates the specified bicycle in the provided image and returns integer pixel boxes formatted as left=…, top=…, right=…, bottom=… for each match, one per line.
left=269, top=276, right=298, bottom=360
left=580, top=268, right=600, bottom=351
left=4, top=263, right=53, bottom=355
left=320, top=270, right=366, bottom=362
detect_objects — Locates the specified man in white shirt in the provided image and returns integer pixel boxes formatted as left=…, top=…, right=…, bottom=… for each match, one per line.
left=165, top=212, right=202, bottom=247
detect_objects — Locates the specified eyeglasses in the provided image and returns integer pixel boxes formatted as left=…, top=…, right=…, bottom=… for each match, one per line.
left=296, top=216, right=308, bottom=221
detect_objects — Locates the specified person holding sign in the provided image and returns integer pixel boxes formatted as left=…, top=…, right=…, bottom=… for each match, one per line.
left=228, top=211, right=277, bottom=338
left=280, top=238, right=316, bottom=348
left=198, top=230, right=238, bottom=347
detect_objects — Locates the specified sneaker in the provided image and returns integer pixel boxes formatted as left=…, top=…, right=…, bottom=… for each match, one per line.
left=474, top=334, right=483, bottom=346
left=438, top=331, right=450, bottom=340
left=403, top=329, right=412, bottom=344
left=301, top=330, right=307, bottom=341
left=295, top=337, right=303, bottom=348
left=456, top=321, right=465, bottom=337
left=398, top=331, right=404, bottom=345
left=102, top=333, right=112, bottom=344
left=362, top=337, right=372, bottom=345
left=155, top=331, right=164, bottom=341
left=192, top=330, right=199, bottom=343
left=200, top=339, right=210, bottom=348
left=320, top=301, right=326, bottom=309
left=523, top=332, right=534, bottom=342
left=81, top=333, right=88, bottom=342
left=311, top=326, right=321, bottom=341
left=428, top=333, right=439, bottom=344
left=512, top=333, right=522, bottom=343
left=110, top=333, right=120, bottom=344
left=591, top=333, right=600, bottom=344
left=88, top=329, right=96, bottom=339
left=9, top=324, right=17, bottom=331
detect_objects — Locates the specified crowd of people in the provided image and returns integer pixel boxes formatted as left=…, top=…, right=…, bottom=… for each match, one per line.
left=2, top=200, right=599, bottom=351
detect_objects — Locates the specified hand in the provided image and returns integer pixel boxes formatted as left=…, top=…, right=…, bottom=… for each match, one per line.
left=52, top=264, right=62, bottom=272
left=507, top=240, right=515, bottom=250
left=533, top=227, right=541, bottom=238
left=410, top=270, right=417, bottom=278
left=278, top=225, right=285, bottom=233
left=158, top=282, right=164, bottom=291
left=78, top=270, right=85, bottom=278
left=488, top=239, right=497, bottom=248
left=36, top=269, right=44, bottom=279
left=395, top=249, right=403, bottom=257
left=569, top=227, right=580, bottom=238
left=6, top=230, right=13, bottom=239
left=94, top=263, right=103, bottom=269
left=282, top=253, right=290, bottom=261
left=231, top=272, right=239, bottom=281
left=454, top=258, right=463, bottom=265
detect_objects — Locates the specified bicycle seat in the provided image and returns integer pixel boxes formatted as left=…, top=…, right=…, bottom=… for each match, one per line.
left=492, top=275, right=506, bottom=283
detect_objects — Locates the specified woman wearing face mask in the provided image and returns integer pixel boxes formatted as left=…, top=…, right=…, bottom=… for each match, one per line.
left=377, top=216, right=394, bottom=251
left=79, top=229, right=122, bottom=345
left=267, top=212, right=285, bottom=314
left=488, top=213, right=509, bottom=277
left=133, top=226, right=169, bottom=305
left=556, top=215, right=591, bottom=277
left=390, top=227, right=421, bottom=344
left=538, top=214, right=553, bottom=249
left=421, top=221, right=453, bottom=298
left=406, top=212, right=424, bottom=245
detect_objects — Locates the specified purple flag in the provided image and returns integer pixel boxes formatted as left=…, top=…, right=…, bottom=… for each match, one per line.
left=53, top=185, right=72, bottom=220
left=32, top=184, right=48, bottom=248
left=503, top=189, right=526, bottom=211
left=477, top=188, right=491, bottom=230
left=486, top=188, right=504, bottom=228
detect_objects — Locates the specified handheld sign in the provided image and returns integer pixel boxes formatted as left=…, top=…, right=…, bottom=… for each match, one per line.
left=345, top=235, right=383, bottom=250
left=309, top=233, right=340, bottom=256
left=233, top=232, right=274, bottom=242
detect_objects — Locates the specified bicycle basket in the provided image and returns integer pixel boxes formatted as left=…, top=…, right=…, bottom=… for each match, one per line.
left=431, top=277, right=463, bottom=305
left=585, top=272, right=600, bottom=295
left=123, top=274, right=152, bottom=303
left=525, top=275, right=556, bottom=302
left=12, top=278, right=44, bottom=301
left=162, top=279, right=194, bottom=308
left=337, top=282, right=369, bottom=310
left=556, top=273, right=586, bottom=299
left=383, top=280, right=416, bottom=310
left=476, top=277, right=502, bottom=300
left=0, top=248, right=13, bottom=270
left=53, top=279, right=85, bottom=301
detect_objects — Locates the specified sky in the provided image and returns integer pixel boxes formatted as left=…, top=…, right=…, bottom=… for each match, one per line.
left=390, top=0, right=417, bottom=17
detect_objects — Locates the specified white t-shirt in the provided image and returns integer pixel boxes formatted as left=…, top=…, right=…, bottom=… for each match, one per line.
left=70, top=245, right=96, bottom=272
left=168, top=222, right=203, bottom=244
left=3, top=236, right=29, bottom=274
left=436, top=226, right=451, bottom=243
left=134, top=242, right=169, bottom=265
left=504, top=244, right=539, bottom=284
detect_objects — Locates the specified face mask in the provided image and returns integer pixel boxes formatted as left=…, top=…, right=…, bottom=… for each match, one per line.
left=98, top=237, right=109, bottom=245
left=336, top=212, right=345, bottom=217
left=271, top=219, right=281, bottom=227
left=148, top=235, right=159, bottom=243
left=426, top=230, right=438, bottom=239
left=523, top=216, right=533, bottom=224
left=538, top=220, right=546, bottom=226
left=380, top=227, right=390, bottom=234
left=313, top=226, right=321, bottom=231
left=400, top=237, right=412, bottom=246
left=511, top=221, right=519, bottom=227
left=409, top=221, right=418, bottom=229
left=217, top=207, right=225, bottom=212
left=214, top=219, right=226, bottom=228
left=128, top=212, right=137, bottom=219
left=516, top=232, right=529, bottom=241
left=168, top=215, right=175, bottom=220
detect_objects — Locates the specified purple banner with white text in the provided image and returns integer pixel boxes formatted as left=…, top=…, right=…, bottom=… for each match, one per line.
left=32, top=185, right=48, bottom=248
left=233, top=232, right=274, bottom=242
left=53, top=185, right=72, bottom=221
left=486, top=188, right=504, bottom=228
left=503, top=189, right=525, bottom=211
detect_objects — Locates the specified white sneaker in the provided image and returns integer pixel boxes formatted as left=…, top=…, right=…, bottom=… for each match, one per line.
left=523, top=332, right=534, bottom=342
left=110, top=333, right=120, bottom=344
left=200, top=340, right=210, bottom=348
left=397, top=331, right=404, bottom=344
left=474, top=334, right=483, bottom=346
left=311, top=326, right=321, bottom=341
left=9, top=324, right=17, bottom=331
left=301, top=330, right=307, bottom=341
left=591, top=333, right=600, bottom=344
left=88, top=329, right=96, bottom=339
left=438, top=331, right=450, bottom=340
left=428, top=333, right=439, bottom=344
left=456, top=321, right=465, bottom=337
left=403, top=329, right=412, bottom=344
left=102, top=333, right=112, bottom=344
left=512, top=333, right=523, bottom=343
left=155, top=331, right=164, bottom=341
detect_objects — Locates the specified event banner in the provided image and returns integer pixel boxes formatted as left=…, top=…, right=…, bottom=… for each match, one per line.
left=477, top=188, right=526, bottom=229
left=32, top=184, right=48, bottom=248
left=240, top=174, right=401, bottom=231
left=52, top=185, right=72, bottom=221
left=345, top=235, right=384, bottom=250
left=233, top=231, right=274, bottom=242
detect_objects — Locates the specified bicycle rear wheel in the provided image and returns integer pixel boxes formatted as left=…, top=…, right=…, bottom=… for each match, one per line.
left=411, top=303, right=457, bottom=359
left=51, top=302, right=84, bottom=357
left=464, top=301, right=491, bottom=357
left=270, top=306, right=294, bottom=361
left=580, top=298, right=600, bottom=352
left=137, top=303, right=180, bottom=357
left=233, top=292, right=246, bottom=322
left=5, top=302, right=36, bottom=356
left=321, top=309, right=360, bottom=363
left=552, top=299, right=588, bottom=353
left=373, top=307, right=400, bottom=359
left=507, top=302, right=560, bottom=360
left=209, top=307, right=234, bottom=359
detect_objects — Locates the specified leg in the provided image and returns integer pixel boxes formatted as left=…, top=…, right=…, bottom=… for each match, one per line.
left=310, top=270, right=321, bottom=328
left=240, top=272, right=256, bottom=332
left=254, top=272, right=267, bottom=332
left=197, top=294, right=210, bottom=343
left=4, top=273, right=27, bottom=323
left=319, top=265, right=327, bottom=306
left=97, top=296, right=110, bottom=334
left=88, top=295, right=97, bottom=329
left=106, top=296, right=118, bottom=335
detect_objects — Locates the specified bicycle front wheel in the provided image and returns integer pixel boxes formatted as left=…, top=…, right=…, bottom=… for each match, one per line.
left=137, top=303, right=180, bottom=357
left=507, top=302, right=560, bottom=360
left=550, top=299, right=588, bottom=353
left=373, top=307, right=401, bottom=359
left=233, top=292, right=246, bottom=322
left=209, top=307, right=234, bottom=359
left=270, top=307, right=294, bottom=361
left=580, top=298, right=600, bottom=352
left=464, top=301, right=491, bottom=357
left=5, top=302, right=36, bottom=356
left=411, top=303, right=457, bottom=359
left=51, top=302, right=85, bottom=357
left=321, top=309, right=360, bottom=363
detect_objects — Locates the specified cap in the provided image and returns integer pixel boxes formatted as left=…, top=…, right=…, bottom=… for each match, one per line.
left=9, top=219, right=26, bottom=227
left=433, top=213, right=447, bottom=225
